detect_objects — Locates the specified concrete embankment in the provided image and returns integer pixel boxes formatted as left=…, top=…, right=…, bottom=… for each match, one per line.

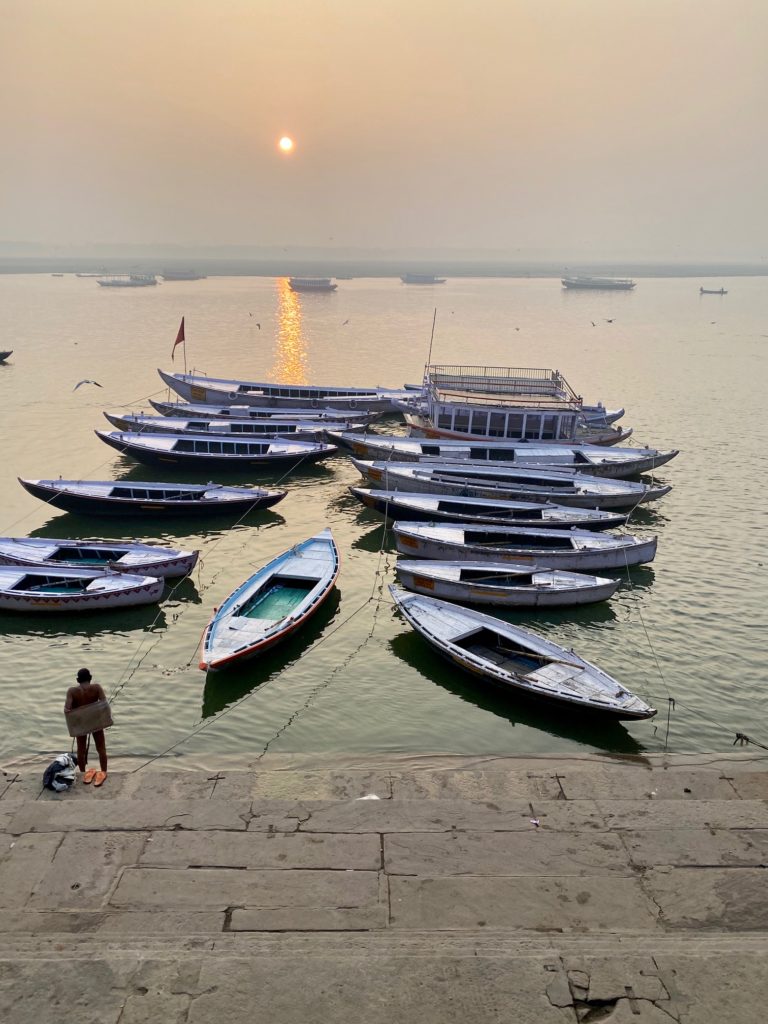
left=1, top=752, right=767, bottom=1022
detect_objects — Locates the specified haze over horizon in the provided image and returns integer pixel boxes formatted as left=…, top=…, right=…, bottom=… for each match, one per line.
left=2, top=0, right=767, bottom=261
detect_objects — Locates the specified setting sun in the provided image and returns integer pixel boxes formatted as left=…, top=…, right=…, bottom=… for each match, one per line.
left=278, top=136, right=295, bottom=153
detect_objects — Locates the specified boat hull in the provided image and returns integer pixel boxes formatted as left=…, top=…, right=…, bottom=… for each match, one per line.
left=0, top=571, right=163, bottom=612
left=158, top=369, right=405, bottom=412
left=19, top=479, right=286, bottom=517
left=349, top=487, right=628, bottom=530
left=200, top=530, right=340, bottom=670
left=355, top=461, right=671, bottom=509
left=395, top=562, right=620, bottom=607
left=332, top=432, right=677, bottom=478
left=98, top=431, right=335, bottom=470
left=405, top=414, right=633, bottom=447
left=391, top=587, right=655, bottom=720
left=0, top=539, right=198, bottom=578
left=394, top=526, right=657, bottom=571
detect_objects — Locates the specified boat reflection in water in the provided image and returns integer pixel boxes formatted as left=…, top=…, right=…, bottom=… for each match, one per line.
left=388, top=631, right=647, bottom=754
left=272, top=277, right=309, bottom=385
left=201, top=588, right=341, bottom=719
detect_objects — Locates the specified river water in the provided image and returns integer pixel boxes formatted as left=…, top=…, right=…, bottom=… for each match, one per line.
left=0, top=273, right=764, bottom=766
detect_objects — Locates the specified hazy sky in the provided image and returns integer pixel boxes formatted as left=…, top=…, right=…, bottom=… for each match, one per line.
left=2, top=0, right=767, bottom=257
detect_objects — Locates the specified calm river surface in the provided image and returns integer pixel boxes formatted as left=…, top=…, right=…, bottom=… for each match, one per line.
left=0, top=273, right=765, bottom=766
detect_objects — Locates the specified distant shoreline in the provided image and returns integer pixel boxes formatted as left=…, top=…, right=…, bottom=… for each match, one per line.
left=1, top=257, right=766, bottom=279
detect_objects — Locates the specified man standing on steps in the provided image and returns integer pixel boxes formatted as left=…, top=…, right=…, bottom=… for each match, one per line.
left=64, top=667, right=111, bottom=787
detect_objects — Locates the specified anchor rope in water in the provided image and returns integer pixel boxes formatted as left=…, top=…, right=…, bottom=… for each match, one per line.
left=108, top=449, right=322, bottom=706
left=129, top=493, right=397, bottom=772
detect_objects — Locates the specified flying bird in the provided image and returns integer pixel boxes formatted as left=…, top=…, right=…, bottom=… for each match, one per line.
left=605, top=318, right=615, bottom=323
left=73, top=380, right=102, bottom=391
left=342, top=319, right=350, bottom=325
left=591, top=321, right=597, bottom=327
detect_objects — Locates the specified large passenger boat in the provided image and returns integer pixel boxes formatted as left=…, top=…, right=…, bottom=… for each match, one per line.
left=288, top=277, right=337, bottom=292
left=399, top=364, right=629, bottom=445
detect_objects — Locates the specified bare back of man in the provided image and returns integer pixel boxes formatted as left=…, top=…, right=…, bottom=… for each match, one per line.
left=64, top=669, right=109, bottom=784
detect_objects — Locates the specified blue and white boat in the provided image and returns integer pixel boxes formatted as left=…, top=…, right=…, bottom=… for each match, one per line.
left=200, top=528, right=339, bottom=671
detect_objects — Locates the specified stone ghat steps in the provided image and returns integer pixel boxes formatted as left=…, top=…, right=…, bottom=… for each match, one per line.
left=3, top=757, right=768, bottom=1021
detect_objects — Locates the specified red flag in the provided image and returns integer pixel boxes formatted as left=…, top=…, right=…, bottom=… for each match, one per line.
left=171, top=317, right=185, bottom=361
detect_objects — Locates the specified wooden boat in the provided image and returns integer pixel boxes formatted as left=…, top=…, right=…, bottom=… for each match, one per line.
left=0, top=351, right=12, bottom=362
left=395, top=560, right=620, bottom=607
left=200, top=528, right=339, bottom=671
left=401, top=363, right=631, bottom=446
left=390, top=587, right=655, bottom=720
left=400, top=274, right=446, bottom=284
left=149, top=399, right=379, bottom=425
left=348, top=487, right=628, bottom=530
left=104, top=412, right=364, bottom=441
left=0, top=538, right=199, bottom=578
left=561, top=276, right=636, bottom=290
left=96, top=430, right=337, bottom=470
left=158, top=369, right=409, bottom=412
left=700, top=287, right=727, bottom=295
left=406, top=414, right=633, bottom=446
left=0, top=566, right=164, bottom=612
left=393, top=522, right=657, bottom=570
left=330, top=432, right=678, bottom=478
left=352, top=459, right=671, bottom=509
left=18, top=479, right=286, bottom=517
left=288, top=277, right=337, bottom=292
left=581, top=404, right=624, bottom=426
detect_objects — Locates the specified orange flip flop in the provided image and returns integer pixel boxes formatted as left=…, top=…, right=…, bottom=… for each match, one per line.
left=82, top=769, right=97, bottom=784
left=93, top=771, right=107, bottom=787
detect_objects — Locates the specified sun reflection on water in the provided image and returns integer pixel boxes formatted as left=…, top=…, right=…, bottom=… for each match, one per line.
left=272, top=277, right=309, bottom=384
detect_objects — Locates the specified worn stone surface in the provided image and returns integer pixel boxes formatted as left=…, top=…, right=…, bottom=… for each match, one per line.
left=28, top=831, right=146, bottom=911
left=188, top=955, right=575, bottom=1023
left=111, top=866, right=382, bottom=912
left=392, top=769, right=562, bottom=801
left=140, top=830, right=381, bottom=870
left=644, top=867, right=768, bottom=930
left=596, top=798, right=768, bottom=830
left=389, top=875, right=659, bottom=930
left=623, top=827, right=768, bottom=867
left=2, top=754, right=768, bottom=1022
left=384, top=830, right=631, bottom=876
left=0, top=833, right=62, bottom=909
left=7, top=799, right=251, bottom=833
left=297, top=797, right=606, bottom=833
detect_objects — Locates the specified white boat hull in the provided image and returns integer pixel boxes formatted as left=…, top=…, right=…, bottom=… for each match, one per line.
left=394, top=526, right=657, bottom=571
left=395, top=561, right=620, bottom=607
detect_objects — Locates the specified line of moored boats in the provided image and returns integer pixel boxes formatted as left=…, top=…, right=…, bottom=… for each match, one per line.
left=5, top=362, right=676, bottom=722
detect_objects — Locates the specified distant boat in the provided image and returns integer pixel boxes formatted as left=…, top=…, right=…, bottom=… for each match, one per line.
left=288, top=277, right=337, bottom=292
left=18, top=478, right=286, bottom=517
left=0, top=565, right=164, bottom=613
left=390, top=587, right=656, bottom=719
left=401, top=274, right=446, bottom=285
left=700, top=286, right=727, bottom=295
left=200, top=528, right=339, bottom=670
left=161, top=270, right=207, bottom=281
left=0, top=538, right=198, bottom=578
left=0, top=351, right=12, bottom=363
left=97, top=274, right=158, bottom=288
left=561, top=276, right=636, bottom=290
left=51, top=273, right=64, bottom=277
